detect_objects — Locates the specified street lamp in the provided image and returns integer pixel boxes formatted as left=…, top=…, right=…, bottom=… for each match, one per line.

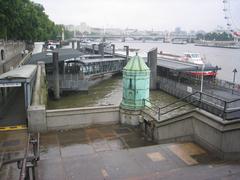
left=200, top=63, right=205, bottom=92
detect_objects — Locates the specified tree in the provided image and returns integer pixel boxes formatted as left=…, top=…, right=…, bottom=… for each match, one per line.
left=0, top=0, right=62, bottom=41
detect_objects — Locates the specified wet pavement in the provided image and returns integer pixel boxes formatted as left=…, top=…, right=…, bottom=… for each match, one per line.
left=0, top=130, right=27, bottom=179
left=38, top=125, right=240, bottom=180
left=0, top=125, right=240, bottom=179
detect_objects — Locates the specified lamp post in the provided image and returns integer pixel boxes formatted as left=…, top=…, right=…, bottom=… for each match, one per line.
left=200, top=63, right=205, bottom=92
left=232, top=68, right=237, bottom=94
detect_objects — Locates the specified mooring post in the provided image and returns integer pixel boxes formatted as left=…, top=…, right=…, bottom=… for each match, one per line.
left=147, top=48, right=158, bottom=90
left=92, top=44, right=96, bottom=54
left=99, top=43, right=104, bottom=58
left=71, top=41, right=75, bottom=49
left=124, top=45, right=129, bottom=61
left=111, top=44, right=115, bottom=57
left=53, top=52, right=60, bottom=99
left=77, top=41, right=80, bottom=50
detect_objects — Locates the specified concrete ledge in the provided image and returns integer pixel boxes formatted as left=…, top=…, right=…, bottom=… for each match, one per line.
left=46, top=106, right=120, bottom=130
left=152, top=108, right=240, bottom=160
left=28, top=105, right=47, bottom=132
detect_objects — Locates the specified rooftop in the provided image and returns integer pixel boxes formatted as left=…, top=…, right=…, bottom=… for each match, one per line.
left=124, top=55, right=150, bottom=71
left=0, top=65, right=37, bottom=81
left=28, top=49, right=84, bottom=64
left=157, top=57, right=220, bottom=72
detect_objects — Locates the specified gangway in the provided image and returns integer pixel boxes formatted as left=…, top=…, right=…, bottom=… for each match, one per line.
left=0, top=65, right=37, bottom=127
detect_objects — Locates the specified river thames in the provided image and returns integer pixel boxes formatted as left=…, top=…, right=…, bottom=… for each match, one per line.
left=113, top=41, right=240, bottom=83
left=48, top=41, right=240, bottom=109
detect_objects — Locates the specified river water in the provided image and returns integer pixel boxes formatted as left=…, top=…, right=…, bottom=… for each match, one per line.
left=47, top=41, right=240, bottom=110
left=113, top=41, right=240, bottom=83
left=48, top=75, right=190, bottom=115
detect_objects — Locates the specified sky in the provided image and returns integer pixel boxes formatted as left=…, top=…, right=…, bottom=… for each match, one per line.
left=32, top=0, right=240, bottom=31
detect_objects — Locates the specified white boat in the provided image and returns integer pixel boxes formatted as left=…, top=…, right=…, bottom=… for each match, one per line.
left=158, top=52, right=217, bottom=77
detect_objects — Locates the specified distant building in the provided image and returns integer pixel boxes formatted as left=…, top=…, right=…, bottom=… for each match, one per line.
left=76, top=23, right=91, bottom=34
left=64, top=25, right=75, bottom=32
left=90, top=27, right=103, bottom=35
left=104, top=28, right=123, bottom=36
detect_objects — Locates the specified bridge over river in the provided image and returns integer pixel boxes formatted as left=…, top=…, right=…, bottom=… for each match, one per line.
left=73, top=33, right=197, bottom=42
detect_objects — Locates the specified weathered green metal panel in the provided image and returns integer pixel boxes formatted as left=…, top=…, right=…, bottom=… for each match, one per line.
left=121, top=55, right=150, bottom=110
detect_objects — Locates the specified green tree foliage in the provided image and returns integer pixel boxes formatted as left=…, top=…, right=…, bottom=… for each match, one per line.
left=196, top=32, right=234, bottom=41
left=0, top=0, right=63, bottom=41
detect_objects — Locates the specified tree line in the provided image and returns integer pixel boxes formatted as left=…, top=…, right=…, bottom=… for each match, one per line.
left=196, top=32, right=234, bottom=41
left=0, top=0, right=72, bottom=41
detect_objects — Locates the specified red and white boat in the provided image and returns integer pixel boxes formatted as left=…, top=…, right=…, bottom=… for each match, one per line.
left=181, top=53, right=217, bottom=77
left=158, top=52, right=218, bottom=77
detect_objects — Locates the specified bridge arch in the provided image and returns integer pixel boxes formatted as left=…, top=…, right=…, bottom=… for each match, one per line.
left=1, top=49, right=5, bottom=61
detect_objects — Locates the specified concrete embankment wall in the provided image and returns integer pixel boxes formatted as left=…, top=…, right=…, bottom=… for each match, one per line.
left=148, top=109, right=240, bottom=160
left=0, top=41, right=26, bottom=74
left=27, top=64, right=119, bottom=132
left=28, top=105, right=119, bottom=132
left=28, top=62, right=48, bottom=132
left=46, top=106, right=119, bottom=131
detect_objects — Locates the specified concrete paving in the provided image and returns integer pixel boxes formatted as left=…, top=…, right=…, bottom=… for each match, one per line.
left=1, top=125, right=240, bottom=180
left=38, top=125, right=240, bottom=180
left=0, top=129, right=27, bottom=179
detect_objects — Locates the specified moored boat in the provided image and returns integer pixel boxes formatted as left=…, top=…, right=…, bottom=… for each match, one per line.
left=158, top=52, right=218, bottom=77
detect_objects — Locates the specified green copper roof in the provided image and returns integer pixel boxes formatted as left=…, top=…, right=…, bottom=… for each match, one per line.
left=124, top=55, right=149, bottom=71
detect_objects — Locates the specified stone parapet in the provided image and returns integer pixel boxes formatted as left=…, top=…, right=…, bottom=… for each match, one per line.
left=46, top=106, right=120, bottom=131
left=150, top=109, right=240, bottom=160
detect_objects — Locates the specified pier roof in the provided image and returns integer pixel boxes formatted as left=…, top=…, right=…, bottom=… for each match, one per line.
left=0, top=65, right=37, bottom=86
left=28, top=49, right=83, bottom=64
left=157, top=58, right=220, bottom=71
left=0, top=65, right=37, bottom=80
left=65, top=57, right=125, bottom=64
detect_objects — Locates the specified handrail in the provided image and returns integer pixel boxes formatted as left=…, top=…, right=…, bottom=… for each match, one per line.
left=18, top=51, right=32, bottom=66
left=160, top=99, right=198, bottom=116
left=19, top=133, right=40, bottom=180
left=19, top=134, right=31, bottom=180
left=160, top=91, right=200, bottom=110
left=143, top=98, right=159, bottom=110
left=143, top=91, right=226, bottom=121
left=143, top=99, right=160, bottom=120
left=227, top=98, right=240, bottom=104
left=1, top=133, right=40, bottom=180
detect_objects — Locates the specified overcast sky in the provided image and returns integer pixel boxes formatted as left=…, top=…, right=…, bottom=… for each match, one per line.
left=32, top=0, right=240, bottom=31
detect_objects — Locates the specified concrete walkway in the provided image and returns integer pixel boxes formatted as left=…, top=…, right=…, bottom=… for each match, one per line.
left=0, top=129, right=27, bottom=179
left=0, top=125, right=240, bottom=179
left=38, top=125, right=240, bottom=180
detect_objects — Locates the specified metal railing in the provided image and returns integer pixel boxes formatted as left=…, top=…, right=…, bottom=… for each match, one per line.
left=143, top=98, right=160, bottom=120
left=143, top=90, right=240, bottom=121
left=143, top=92, right=199, bottom=121
left=159, top=77, right=240, bottom=120
left=1, top=133, right=40, bottom=180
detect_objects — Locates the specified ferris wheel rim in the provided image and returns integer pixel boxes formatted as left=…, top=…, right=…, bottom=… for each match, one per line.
left=222, top=0, right=240, bottom=37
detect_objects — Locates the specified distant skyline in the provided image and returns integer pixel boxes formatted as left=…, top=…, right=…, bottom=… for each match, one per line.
left=32, top=0, right=240, bottom=31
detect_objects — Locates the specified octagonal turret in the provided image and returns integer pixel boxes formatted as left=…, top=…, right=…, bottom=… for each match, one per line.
left=121, top=54, right=150, bottom=110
